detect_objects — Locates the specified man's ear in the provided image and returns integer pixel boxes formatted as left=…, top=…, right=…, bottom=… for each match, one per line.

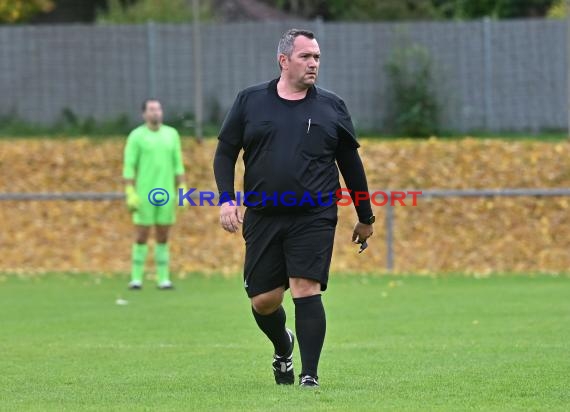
left=279, top=54, right=288, bottom=71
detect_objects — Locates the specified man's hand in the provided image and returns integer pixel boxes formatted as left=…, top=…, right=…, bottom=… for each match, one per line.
left=125, top=185, right=140, bottom=213
left=352, top=222, right=373, bottom=244
left=220, top=202, right=243, bottom=233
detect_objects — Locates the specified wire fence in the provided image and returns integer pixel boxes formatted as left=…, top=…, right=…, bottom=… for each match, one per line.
left=383, top=188, right=570, bottom=271
left=2, top=187, right=569, bottom=272
left=0, top=18, right=567, bottom=133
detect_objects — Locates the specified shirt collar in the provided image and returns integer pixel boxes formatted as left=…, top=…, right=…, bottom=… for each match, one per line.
left=269, top=78, right=317, bottom=100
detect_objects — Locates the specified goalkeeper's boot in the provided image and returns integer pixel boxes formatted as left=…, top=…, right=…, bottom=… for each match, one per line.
left=128, top=280, right=142, bottom=290
left=157, top=280, right=174, bottom=290
left=299, top=374, right=319, bottom=388
left=272, top=328, right=295, bottom=385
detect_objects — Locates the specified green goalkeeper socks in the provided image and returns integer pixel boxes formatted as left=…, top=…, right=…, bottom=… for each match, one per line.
left=131, top=243, right=169, bottom=285
left=155, top=243, right=170, bottom=284
left=131, top=243, right=148, bottom=283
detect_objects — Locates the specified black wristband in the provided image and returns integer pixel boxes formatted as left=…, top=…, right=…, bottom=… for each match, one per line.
left=358, top=215, right=375, bottom=225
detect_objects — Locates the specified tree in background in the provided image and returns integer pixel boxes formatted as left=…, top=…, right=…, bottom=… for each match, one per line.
left=327, top=0, right=440, bottom=21
left=269, top=0, right=441, bottom=20
left=436, top=0, right=557, bottom=19
left=385, top=37, right=440, bottom=137
left=0, top=0, right=54, bottom=23
left=546, top=0, right=566, bottom=18
left=1, top=0, right=563, bottom=24
left=267, top=0, right=558, bottom=20
left=97, top=0, right=211, bottom=23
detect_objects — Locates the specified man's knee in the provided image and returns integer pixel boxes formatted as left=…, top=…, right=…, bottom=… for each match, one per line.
left=135, top=226, right=151, bottom=244
left=289, top=277, right=321, bottom=299
left=251, top=288, right=284, bottom=315
left=155, top=225, right=170, bottom=243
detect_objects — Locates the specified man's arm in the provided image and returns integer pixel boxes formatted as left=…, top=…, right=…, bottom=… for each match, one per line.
left=173, top=130, right=185, bottom=180
left=335, top=99, right=374, bottom=244
left=213, top=92, right=245, bottom=232
left=172, top=130, right=188, bottom=201
left=214, top=140, right=241, bottom=202
left=336, top=142, right=373, bottom=224
left=123, top=133, right=140, bottom=212
left=214, top=141, right=243, bottom=233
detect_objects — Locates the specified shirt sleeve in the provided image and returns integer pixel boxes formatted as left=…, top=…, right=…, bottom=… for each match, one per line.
left=335, top=98, right=372, bottom=223
left=336, top=98, right=360, bottom=150
left=218, top=91, right=245, bottom=147
left=173, top=129, right=185, bottom=176
left=213, top=140, right=241, bottom=202
left=336, top=141, right=373, bottom=223
left=123, top=131, right=138, bottom=180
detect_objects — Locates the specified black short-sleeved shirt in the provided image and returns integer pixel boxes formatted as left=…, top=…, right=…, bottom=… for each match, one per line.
left=218, top=78, right=359, bottom=214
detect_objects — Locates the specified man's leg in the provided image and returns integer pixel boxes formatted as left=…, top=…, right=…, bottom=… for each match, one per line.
left=284, top=206, right=337, bottom=387
left=251, top=286, right=291, bottom=356
left=243, top=210, right=294, bottom=384
left=290, top=278, right=325, bottom=386
left=251, top=286, right=295, bottom=384
left=130, top=225, right=151, bottom=289
left=155, top=225, right=172, bottom=289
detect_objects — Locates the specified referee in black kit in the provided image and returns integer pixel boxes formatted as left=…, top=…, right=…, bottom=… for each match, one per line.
left=213, top=29, right=374, bottom=388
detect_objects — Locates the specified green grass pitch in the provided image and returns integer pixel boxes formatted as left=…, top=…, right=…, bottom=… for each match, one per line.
left=0, top=274, right=568, bottom=411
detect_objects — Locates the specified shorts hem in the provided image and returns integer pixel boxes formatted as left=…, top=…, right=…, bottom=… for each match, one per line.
left=288, top=274, right=328, bottom=292
left=245, top=281, right=289, bottom=298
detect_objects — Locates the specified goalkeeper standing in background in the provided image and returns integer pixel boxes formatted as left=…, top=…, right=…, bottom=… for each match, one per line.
left=123, top=99, right=186, bottom=290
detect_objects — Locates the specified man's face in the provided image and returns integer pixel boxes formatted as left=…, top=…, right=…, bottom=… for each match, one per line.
left=280, top=36, right=320, bottom=88
left=143, top=101, right=163, bottom=125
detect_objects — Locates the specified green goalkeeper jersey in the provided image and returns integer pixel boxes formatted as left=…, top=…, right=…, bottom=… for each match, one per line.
left=123, top=124, right=185, bottom=197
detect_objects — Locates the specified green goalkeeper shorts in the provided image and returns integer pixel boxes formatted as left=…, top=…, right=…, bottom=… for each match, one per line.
left=133, top=198, right=177, bottom=226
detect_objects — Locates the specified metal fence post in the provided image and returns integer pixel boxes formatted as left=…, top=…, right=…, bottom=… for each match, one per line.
left=146, top=20, right=157, bottom=98
left=385, top=203, right=394, bottom=272
left=192, top=0, right=204, bottom=142
left=314, top=16, right=325, bottom=88
left=482, top=17, right=494, bottom=131
left=567, top=0, right=570, bottom=138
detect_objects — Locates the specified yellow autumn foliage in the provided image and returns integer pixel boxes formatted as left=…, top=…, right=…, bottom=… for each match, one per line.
left=0, top=0, right=53, bottom=23
left=0, top=137, right=569, bottom=276
left=547, top=0, right=566, bottom=18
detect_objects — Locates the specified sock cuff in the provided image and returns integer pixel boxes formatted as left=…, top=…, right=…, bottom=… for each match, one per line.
left=252, top=305, right=284, bottom=318
left=133, top=243, right=148, bottom=251
left=155, top=243, right=169, bottom=258
left=293, top=294, right=322, bottom=306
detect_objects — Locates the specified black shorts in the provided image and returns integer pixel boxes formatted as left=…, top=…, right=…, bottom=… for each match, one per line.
left=242, top=205, right=338, bottom=297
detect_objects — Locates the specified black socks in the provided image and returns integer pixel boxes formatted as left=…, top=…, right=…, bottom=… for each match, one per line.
left=252, top=295, right=327, bottom=377
left=252, top=305, right=292, bottom=357
left=293, top=294, right=326, bottom=377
